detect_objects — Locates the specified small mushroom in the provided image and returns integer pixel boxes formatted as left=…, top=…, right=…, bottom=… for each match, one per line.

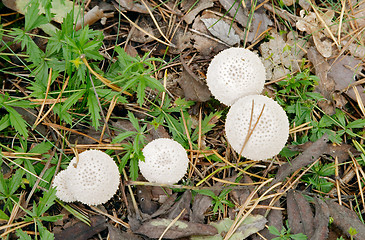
left=53, top=150, right=120, bottom=205
left=139, top=138, right=189, bottom=184
left=206, top=48, right=266, bottom=106
left=52, top=170, right=77, bottom=203
left=225, top=95, right=289, bottom=160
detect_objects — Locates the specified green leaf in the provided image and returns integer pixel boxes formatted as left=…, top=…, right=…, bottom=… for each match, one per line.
left=127, top=112, right=141, bottom=132
left=195, top=189, right=217, bottom=199
left=9, top=169, right=24, bottom=196
left=16, top=229, right=32, bottom=240
left=268, top=225, right=281, bottom=236
left=4, top=106, right=28, bottom=138
left=25, top=0, right=49, bottom=31
left=348, top=227, right=358, bottom=236
left=61, top=89, right=86, bottom=112
left=37, top=220, right=55, bottom=240
left=113, top=131, right=136, bottom=143
left=0, top=114, right=11, bottom=132
left=29, top=141, right=53, bottom=154
left=347, top=119, right=365, bottom=129
left=87, top=90, right=101, bottom=130
left=36, top=188, right=57, bottom=216
left=0, top=209, right=9, bottom=221
left=291, top=233, right=308, bottom=240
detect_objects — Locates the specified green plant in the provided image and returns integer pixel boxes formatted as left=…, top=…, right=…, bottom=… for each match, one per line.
left=302, top=161, right=335, bottom=193
left=348, top=227, right=358, bottom=240
left=268, top=221, right=307, bottom=240
left=106, top=47, right=164, bottom=106
left=196, top=188, right=235, bottom=213
left=112, top=112, right=147, bottom=180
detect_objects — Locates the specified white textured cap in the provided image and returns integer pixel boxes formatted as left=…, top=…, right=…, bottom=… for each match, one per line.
left=65, top=150, right=120, bottom=205
left=53, top=170, right=77, bottom=202
left=225, top=95, right=289, bottom=160
left=206, top=48, right=266, bottom=106
left=139, top=138, right=189, bottom=184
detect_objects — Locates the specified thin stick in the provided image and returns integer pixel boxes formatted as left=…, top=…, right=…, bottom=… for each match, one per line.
left=335, top=157, right=342, bottom=205
left=311, top=3, right=340, bottom=48
left=338, top=0, right=346, bottom=44
left=158, top=209, right=185, bottom=240
left=115, top=7, right=173, bottom=47
left=34, top=68, right=53, bottom=128
left=140, top=0, right=172, bottom=45
left=34, top=76, right=69, bottom=126
left=81, top=55, right=131, bottom=95
left=238, top=101, right=266, bottom=157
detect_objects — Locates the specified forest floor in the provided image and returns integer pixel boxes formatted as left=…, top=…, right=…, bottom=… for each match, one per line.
left=0, top=0, right=365, bottom=239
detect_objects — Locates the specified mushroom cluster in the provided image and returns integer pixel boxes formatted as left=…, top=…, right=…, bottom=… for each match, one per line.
left=206, top=47, right=289, bottom=160
left=53, top=150, right=120, bottom=205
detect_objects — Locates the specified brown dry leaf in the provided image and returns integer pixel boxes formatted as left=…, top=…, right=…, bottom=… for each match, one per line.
left=288, top=141, right=356, bottom=164
left=75, top=6, right=113, bottom=31
left=282, top=0, right=295, bottom=6
left=247, top=9, right=273, bottom=43
left=260, top=31, right=306, bottom=80
left=183, top=0, right=214, bottom=24
left=168, top=28, right=193, bottom=54
left=191, top=194, right=212, bottom=223
left=115, top=0, right=151, bottom=14
left=296, top=10, right=336, bottom=57
left=328, top=55, right=365, bottom=103
left=166, top=190, right=191, bottom=220
left=229, top=174, right=256, bottom=206
left=179, top=56, right=211, bottom=102
left=191, top=16, right=227, bottom=56
left=271, top=134, right=329, bottom=186
left=136, top=185, right=159, bottom=215
left=326, top=200, right=365, bottom=240
left=287, top=190, right=314, bottom=238
left=54, top=215, right=107, bottom=240
left=130, top=16, right=162, bottom=43
left=307, top=47, right=336, bottom=115
left=252, top=200, right=283, bottom=240
left=312, top=197, right=329, bottom=240
left=201, top=16, right=240, bottom=45
left=107, top=224, right=143, bottom=240
left=218, top=0, right=248, bottom=26
left=135, top=218, right=218, bottom=239
left=353, top=2, right=365, bottom=28
left=147, top=193, right=178, bottom=220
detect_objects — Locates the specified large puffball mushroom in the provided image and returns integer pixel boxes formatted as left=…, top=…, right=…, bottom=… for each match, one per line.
left=225, top=95, right=289, bottom=160
left=53, top=170, right=77, bottom=203
left=65, top=150, right=120, bottom=205
left=206, top=48, right=266, bottom=106
left=53, top=150, right=120, bottom=205
left=139, top=138, right=189, bottom=184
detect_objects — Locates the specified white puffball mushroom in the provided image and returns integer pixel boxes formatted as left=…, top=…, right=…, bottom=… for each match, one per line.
left=206, top=48, right=266, bottom=106
left=225, top=95, right=289, bottom=160
left=53, top=170, right=77, bottom=203
left=65, top=150, right=120, bottom=205
left=139, top=138, right=189, bottom=184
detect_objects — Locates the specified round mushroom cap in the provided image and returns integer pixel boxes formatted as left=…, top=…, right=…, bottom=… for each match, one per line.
left=225, top=95, right=289, bottom=160
left=206, top=48, right=266, bottom=106
left=66, top=150, right=120, bottom=205
left=139, top=138, right=189, bottom=184
left=53, top=170, right=77, bottom=202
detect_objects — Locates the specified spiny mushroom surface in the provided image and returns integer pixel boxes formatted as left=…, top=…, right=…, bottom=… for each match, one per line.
left=53, top=150, right=120, bottom=205
left=139, top=138, right=189, bottom=184
left=225, top=95, right=289, bottom=160
left=206, top=48, right=266, bottom=106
